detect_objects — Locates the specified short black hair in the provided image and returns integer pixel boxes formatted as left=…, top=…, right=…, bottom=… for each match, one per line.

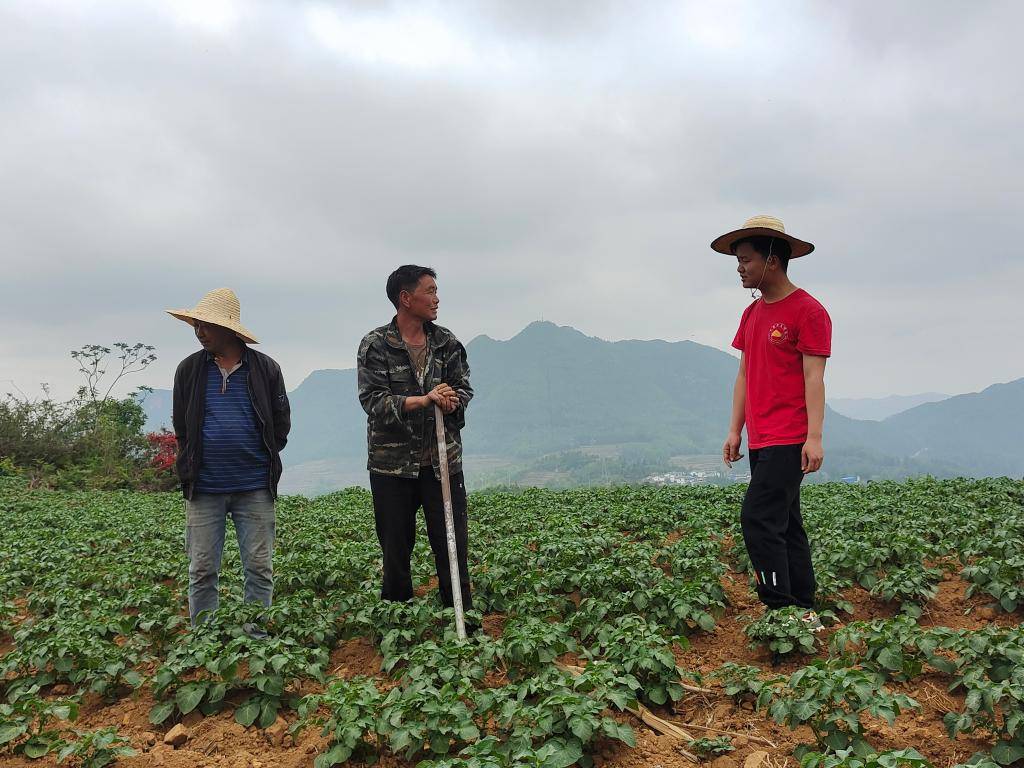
left=386, top=265, right=437, bottom=309
left=731, top=236, right=791, bottom=272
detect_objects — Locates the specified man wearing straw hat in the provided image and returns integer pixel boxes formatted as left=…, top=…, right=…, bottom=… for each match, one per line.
left=167, top=288, right=291, bottom=631
left=357, top=266, right=475, bottom=622
left=712, top=216, right=831, bottom=630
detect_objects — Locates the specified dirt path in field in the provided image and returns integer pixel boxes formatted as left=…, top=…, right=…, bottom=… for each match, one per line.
left=3, top=570, right=1020, bottom=768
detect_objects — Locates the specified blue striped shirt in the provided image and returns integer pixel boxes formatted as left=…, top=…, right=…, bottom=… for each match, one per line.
left=195, top=356, right=270, bottom=494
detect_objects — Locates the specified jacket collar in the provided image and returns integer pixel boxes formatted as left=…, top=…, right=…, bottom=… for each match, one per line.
left=384, top=316, right=448, bottom=350
left=204, top=343, right=250, bottom=365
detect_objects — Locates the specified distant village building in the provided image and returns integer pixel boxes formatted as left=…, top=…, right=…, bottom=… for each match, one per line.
left=644, top=469, right=748, bottom=486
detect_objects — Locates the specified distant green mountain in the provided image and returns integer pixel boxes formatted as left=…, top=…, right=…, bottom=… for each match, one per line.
left=143, top=322, right=1024, bottom=490
left=829, top=392, right=949, bottom=421
left=463, top=321, right=739, bottom=457
left=876, top=379, right=1024, bottom=478
left=284, top=368, right=363, bottom=465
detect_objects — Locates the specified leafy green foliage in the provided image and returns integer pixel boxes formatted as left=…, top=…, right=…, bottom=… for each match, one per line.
left=480, top=663, right=638, bottom=767
left=390, top=635, right=495, bottom=687
left=933, top=625, right=1024, bottom=765
left=688, top=735, right=734, bottom=757
left=415, top=735, right=581, bottom=768
left=831, top=616, right=930, bottom=681
left=799, top=747, right=932, bottom=768
left=377, top=677, right=481, bottom=760
left=711, top=662, right=784, bottom=710
left=56, top=728, right=136, bottom=768
left=2, top=614, right=147, bottom=698
left=295, top=677, right=381, bottom=768
left=0, top=683, right=78, bottom=759
left=769, top=662, right=919, bottom=758
left=497, top=618, right=576, bottom=677
left=150, top=603, right=327, bottom=726
left=869, top=564, right=942, bottom=618
left=745, top=606, right=818, bottom=657
left=814, top=572, right=856, bottom=616
left=580, top=614, right=688, bottom=706
left=962, top=555, right=1024, bottom=614
left=2, top=476, right=1023, bottom=766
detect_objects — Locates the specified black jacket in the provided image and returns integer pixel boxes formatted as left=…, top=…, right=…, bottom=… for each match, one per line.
left=172, top=347, right=291, bottom=499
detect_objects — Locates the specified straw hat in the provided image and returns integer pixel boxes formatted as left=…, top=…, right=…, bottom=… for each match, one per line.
left=166, top=288, right=259, bottom=344
left=710, top=214, right=814, bottom=258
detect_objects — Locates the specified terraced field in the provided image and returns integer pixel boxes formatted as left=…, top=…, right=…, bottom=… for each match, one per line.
left=1, top=476, right=1022, bottom=768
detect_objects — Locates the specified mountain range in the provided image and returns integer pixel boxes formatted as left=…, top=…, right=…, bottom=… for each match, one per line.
left=143, top=322, right=1024, bottom=493
left=829, top=392, right=949, bottom=421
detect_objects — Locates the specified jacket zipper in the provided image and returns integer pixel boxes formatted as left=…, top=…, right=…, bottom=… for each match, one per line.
left=247, top=370, right=275, bottom=495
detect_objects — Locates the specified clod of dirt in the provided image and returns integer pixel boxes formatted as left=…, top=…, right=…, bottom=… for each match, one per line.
left=264, top=716, right=289, bottom=747
left=711, top=756, right=739, bottom=768
left=163, top=723, right=189, bottom=747
left=744, top=750, right=769, bottom=768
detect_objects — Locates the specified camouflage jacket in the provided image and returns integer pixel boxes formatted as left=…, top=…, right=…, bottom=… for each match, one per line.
left=357, top=318, right=473, bottom=480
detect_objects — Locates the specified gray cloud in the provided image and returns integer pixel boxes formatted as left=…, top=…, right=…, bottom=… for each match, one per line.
left=1, top=0, right=1022, bottom=403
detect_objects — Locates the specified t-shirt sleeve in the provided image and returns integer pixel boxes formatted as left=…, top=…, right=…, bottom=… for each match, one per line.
left=797, top=307, right=832, bottom=357
left=731, top=305, right=752, bottom=351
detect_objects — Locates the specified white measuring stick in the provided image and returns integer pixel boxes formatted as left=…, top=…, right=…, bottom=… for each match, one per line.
left=433, top=403, right=467, bottom=639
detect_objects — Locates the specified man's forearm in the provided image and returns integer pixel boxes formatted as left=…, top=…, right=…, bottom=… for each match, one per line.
left=403, top=395, right=429, bottom=412
left=805, top=376, right=825, bottom=439
left=729, top=374, right=746, bottom=434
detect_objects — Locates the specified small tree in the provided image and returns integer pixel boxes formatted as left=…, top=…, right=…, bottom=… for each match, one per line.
left=70, top=342, right=156, bottom=407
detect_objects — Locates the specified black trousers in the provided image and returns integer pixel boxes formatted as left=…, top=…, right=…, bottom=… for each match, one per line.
left=740, top=443, right=816, bottom=610
left=368, top=468, right=473, bottom=610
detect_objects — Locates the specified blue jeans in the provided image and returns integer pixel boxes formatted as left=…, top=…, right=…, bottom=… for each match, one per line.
left=185, top=489, right=276, bottom=624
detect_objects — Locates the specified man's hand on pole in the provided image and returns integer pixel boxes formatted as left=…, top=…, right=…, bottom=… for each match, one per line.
left=427, top=383, right=459, bottom=414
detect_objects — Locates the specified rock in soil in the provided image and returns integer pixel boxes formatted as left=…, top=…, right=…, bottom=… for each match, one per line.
left=163, top=723, right=189, bottom=747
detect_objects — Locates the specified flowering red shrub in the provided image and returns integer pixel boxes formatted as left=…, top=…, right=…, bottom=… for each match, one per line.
left=147, top=430, right=177, bottom=473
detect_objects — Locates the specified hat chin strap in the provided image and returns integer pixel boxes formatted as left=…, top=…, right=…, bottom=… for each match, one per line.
left=751, top=238, right=774, bottom=300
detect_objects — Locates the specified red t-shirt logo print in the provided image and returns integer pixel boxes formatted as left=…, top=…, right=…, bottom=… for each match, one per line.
left=769, top=322, right=789, bottom=345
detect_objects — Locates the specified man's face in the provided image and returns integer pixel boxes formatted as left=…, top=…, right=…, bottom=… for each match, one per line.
left=735, top=242, right=770, bottom=289
left=401, top=275, right=439, bottom=321
left=193, top=320, right=237, bottom=353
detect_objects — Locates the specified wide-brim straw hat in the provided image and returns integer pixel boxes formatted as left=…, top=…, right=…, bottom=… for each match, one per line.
left=710, top=214, right=814, bottom=258
left=166, top=288, right=259, bottom=344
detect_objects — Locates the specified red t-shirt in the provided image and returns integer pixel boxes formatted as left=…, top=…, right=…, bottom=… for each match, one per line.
left=731, top=288, right=832, bottom=450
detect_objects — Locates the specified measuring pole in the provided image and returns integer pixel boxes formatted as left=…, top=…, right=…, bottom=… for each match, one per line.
left=433, top=403, right=467, bottom=639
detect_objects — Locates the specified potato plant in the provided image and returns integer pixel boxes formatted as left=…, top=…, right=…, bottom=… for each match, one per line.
left=1, top=475, right=1022, bottom=765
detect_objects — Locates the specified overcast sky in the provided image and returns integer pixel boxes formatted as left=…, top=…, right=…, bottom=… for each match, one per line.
left=2, top=0, right=1022, bottom=403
